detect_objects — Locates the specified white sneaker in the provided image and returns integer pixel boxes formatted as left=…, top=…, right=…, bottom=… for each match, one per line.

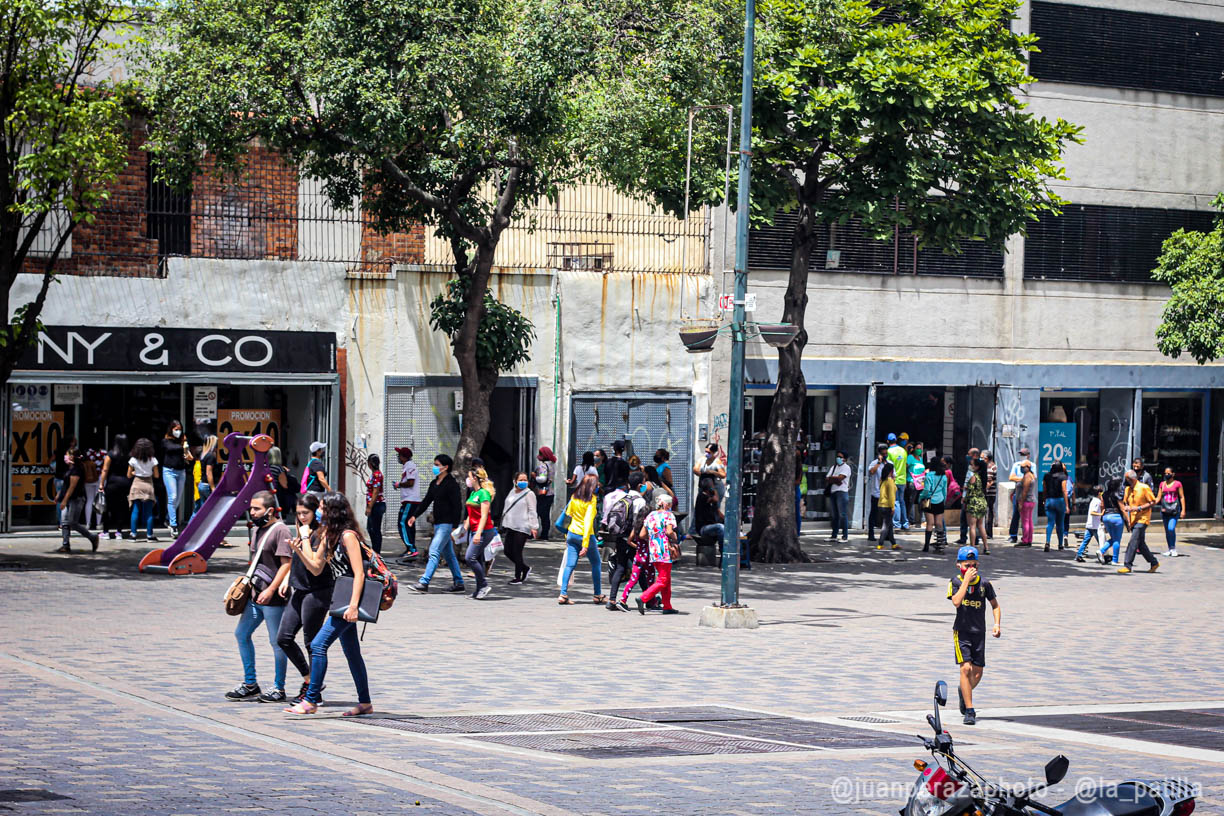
left=476, top=586, right=491, bottom=599
left=1166, top=551, right=1180, bottom=557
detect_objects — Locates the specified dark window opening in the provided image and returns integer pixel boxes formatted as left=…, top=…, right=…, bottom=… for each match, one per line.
left=1023, top=204, right=1216, bottom=284
left=147, top=164, right=192, bottom=256
left=1030, top=2, right=1224, bottom=98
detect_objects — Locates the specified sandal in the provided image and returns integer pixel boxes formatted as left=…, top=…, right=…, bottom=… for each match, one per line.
left=342, top=704, right=374, bottom=717
left=557, top=595, right=573, bottom=605
left=284, top=700, right=318, bottom=715
left=592, top=595, right=607, bottom=604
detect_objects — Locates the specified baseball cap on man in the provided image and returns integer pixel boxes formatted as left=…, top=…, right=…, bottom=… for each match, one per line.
left=394, top=446, right=413, bottom=457
left=887, top=433, right=897, bottom=442
left=957, top=545, right=979, bottom=562
left=309, top=441, right=327, bottom=454
left=1019, top=446, right=1031, bottom=456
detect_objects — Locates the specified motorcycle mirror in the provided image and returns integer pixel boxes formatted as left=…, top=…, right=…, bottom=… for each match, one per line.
left=1045, top=755, right=1069, bottom=786
left=934, top=681, right=948, bottom=707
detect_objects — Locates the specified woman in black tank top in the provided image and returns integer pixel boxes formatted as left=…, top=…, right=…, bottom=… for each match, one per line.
left=284, top=492, right=373, bottom=717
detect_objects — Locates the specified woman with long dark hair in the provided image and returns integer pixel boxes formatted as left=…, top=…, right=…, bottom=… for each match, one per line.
left=161, top=420, right=192, bottom=537
left=1043, top=460, right=1071, bottom=552
left=285, top=492, right=373, bottom=716
left=98, top=434, right=131, bottom=540
left=558, top=473, right=603, bottom=605
left=127, top=437, right=159, bottom=541
left=275, top=493, right=334, bottom=704
left=918, top=458, right=949, bottom=552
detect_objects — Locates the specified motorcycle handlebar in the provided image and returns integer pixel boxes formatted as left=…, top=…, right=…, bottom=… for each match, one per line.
left=1025, top=799, right=1062, bottom=816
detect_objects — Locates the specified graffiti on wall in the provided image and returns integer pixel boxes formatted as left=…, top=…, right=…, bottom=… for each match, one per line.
left=994, top=388, right=1028, bottom=473
left=712, top=413, right=728, bottom=433
left=345, top=440, right=370, bottom=485
left=1099, top=407, right=1131, bottom=483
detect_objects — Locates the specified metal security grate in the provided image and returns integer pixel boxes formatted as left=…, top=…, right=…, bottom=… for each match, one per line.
left=0, top=791, right=71, bottom=803
left=839, top=715, right=902, bottom=724
left=383, top=385, right=460, bottom=531
left=586, top=706, right=777, bottom=723
left=688, top=718, right=916, bottom=749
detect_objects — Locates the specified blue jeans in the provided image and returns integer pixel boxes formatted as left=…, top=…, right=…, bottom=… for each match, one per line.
left=163, top=467, right=186, bottom=530
left=235, top=601, right=287, bottom=690
left=893, top=483, right=909, bottom=528
left=795, top=485, right=803, bottom=533
left=1076, top=528, right=1099, bottom=557
left=190, top=482, right=212, bottom=522
left=130, top=499, right=154, bottom=538
left=305, top=614, right=370, bottom=705
left=1163, top=513, right=1178, bottom=550
left=419, top=523, right=462, bottom=587
left=1101, top=513, right=1124, bottom=563
left=830, top=490, right=849, bottom=538
left=560, top=532, right=602, bottom=596
left=1044, top=497, right=1067, bottom=545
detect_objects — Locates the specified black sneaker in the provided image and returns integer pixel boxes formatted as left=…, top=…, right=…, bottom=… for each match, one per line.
left=410, top=582, right=429, bottom=593
left=616, top=601, right=630, bottom=612
left=91, top=534, right=100, bottom=552
left=54, top=545, right=71, bottom=553
left=958, top=687, right=966, bottom=715
left=963, top=708, right=977, bottom=726
left=508, top=577, right=524, bottom=585
left=606, top=601, right=619, bottom=611
left=258, top=689, right=287, bottom=703
left=1075, top=555, right=1085, bottom=563
left=635, top=598, right=646, bottom=615
left=661, top=608, right=680, bottom=615
left=148, top=535, right=160, bottom=543
left=521, top=566, right=532, bottom=583
left=225, top=683, right=261, bottom=701
left=445, top=583, right=466, bottom=593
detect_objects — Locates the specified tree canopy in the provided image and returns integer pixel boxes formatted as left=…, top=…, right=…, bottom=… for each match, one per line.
left=1152, top=194, right=1224, bottom=364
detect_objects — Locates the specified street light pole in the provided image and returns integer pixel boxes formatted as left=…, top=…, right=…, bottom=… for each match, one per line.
left=719, top=0, right=756, bottom=608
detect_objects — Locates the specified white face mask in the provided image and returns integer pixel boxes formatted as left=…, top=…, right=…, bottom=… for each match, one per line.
left=172, top=429, right=182, bottom=438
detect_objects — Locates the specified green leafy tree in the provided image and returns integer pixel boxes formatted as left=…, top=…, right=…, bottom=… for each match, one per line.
left=430, top=277, right=536, bottom=390
left=0, top=0, right=141, bottom=385
left=1152, top=194, right=1224, bottom=364
left=588, top=0, right=1080, bottom=561
left=143, top=0, right=596, bottom=467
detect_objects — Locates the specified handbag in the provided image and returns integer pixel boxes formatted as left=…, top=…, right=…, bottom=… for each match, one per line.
left=223, top=535, right=269, bottom=616
left=483, top=532, right=504, bottom=562
left=329, top=574, right=385, bottom=623
left=553, top=499, right=573, bottom=534
left=1160, top=491, right=1181, bottom=515
left=92, top=490, right=106, bottom=516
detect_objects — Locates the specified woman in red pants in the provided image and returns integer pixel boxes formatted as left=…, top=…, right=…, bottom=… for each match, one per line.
left=635, top=494, right=679, bottom=615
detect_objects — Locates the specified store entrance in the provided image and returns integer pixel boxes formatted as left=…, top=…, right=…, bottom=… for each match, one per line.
left=874, top=387, right=946, bottom=457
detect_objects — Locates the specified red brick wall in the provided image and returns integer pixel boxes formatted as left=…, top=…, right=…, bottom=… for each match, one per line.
left=357, top=221, right=426, bottom=274
left=191, top=145, right=298, bottom=261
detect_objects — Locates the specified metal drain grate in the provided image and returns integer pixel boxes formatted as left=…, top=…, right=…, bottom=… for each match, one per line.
left=685, top=717, right=916, bottom=749
left=354, top=711, right=639, bottom=734
left=0, top=790, right=70, bottom=803
left=840, top=716, right=902, bottom=724
left=1002, top=709, right=1224, bottom=751
left=470, top=728, right=806, bottom=758
left=585, top=706, right=777, bottom=723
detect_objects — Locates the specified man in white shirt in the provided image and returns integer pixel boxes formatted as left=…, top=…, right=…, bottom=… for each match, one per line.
left=826, top=451, right=852, bottom=542
left=866, top=444, right=887, bottom=542
left=393, top=447, right=420, bottom=561
left=1007, top=446, right=1032, bottom=543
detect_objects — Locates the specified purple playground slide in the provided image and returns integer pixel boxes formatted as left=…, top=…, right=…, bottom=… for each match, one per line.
left=138, top=433, right=274, bottom=575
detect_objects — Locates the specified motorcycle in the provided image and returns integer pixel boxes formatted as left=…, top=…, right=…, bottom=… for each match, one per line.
left=903, top=681, right=1198, bottom=816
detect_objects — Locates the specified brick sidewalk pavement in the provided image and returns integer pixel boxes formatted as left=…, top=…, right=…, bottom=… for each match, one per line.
left=2, top=527, right=1222, bottom=814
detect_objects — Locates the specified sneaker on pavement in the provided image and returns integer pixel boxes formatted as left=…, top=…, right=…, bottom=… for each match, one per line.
left=522, top=566, right=532, bottom=582
left=616, top=601, right=630, bottom=612
left=1075, top=555, right=1085, bottom=563
left=225, top=683, right=261, bottom=701
left=90, top=534, right=100, bottom=552
left=1166, top=551, right=1180, bottom=557
left=258, top=689, right=287, bottom=703
left=661, top=608, right=680, bottom=615
left=963, top=708, right=977, bottom=726
left=1149, top=562, right=1160, bottom=573
left=476, top=586, right=491, bottom=600
left=410, top=582, right=429, bottom=593
left=55, top=545, right=70, bottom=553
left=446, top=583, right=466, bottom=593
left=876, top=544, right=884, bottom=550
left=508, top=577, right=524, bottom=585
left=1117, top=566, right=1132, bottom=574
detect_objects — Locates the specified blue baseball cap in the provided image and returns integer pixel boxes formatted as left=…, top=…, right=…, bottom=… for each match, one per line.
left=957, top=545, right=979, bottom=562
left=887, top=433, right=897, bottom=442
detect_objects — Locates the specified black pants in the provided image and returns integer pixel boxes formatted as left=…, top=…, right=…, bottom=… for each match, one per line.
left=985, top=492, right=996, bottom=538
left=867, top=502, right=879, bottom=539
left=536, top=494, right=554, bottom=540
left=958, top=502, right=968, bottom=543
left=503, top=528, right=530, bottom=580
left=608, top=538, right=635, bottom=599
left=880, top=509, right=895, bottom=545
left=366, top=502, right=385, bottom=553
left=103, top=481, right=129, bottom=534
left=277, top=587, right=332, bottom=679
left=1124, top=523, right=1159, bottom=569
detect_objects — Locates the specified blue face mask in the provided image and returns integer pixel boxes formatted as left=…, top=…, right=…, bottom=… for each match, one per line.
left=639, top=485, right=648, bottom=493
left=836, top=457, right=844, bottom=465
left=432, top=465, right=441, bottom=476
left=314, top=508, right=323, bottom=523
left=516, top=480, right=528, bottom=490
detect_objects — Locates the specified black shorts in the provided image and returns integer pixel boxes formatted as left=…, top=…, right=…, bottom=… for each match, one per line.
left=926, top=502, right=945, bottom=515
left=954, top=631, right=985, bottom=667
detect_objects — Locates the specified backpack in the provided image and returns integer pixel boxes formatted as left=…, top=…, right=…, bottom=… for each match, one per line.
left=946, top=472, right=962, bottom=505
left=301, top=459, right=317, bottom=493
left=604, top=493, right=635, bottom=537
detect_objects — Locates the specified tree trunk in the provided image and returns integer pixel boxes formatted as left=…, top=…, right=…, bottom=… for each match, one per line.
left=451, top=242, right=499, bottom=476
left=747, top=205, right=816, bottom=563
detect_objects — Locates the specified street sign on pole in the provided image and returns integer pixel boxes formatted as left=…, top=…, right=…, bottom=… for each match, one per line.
left=718, top=293, right=756, bottom=312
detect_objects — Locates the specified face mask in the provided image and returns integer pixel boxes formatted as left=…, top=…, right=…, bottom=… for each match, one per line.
left=1165, top=474, right=1174, bottom=482
left=836, top=457, right=844, bottom=465
left=653, top=456, right=662, bottom=465
left=639, top=485, right=648, bottom=494
left=172, top=429, right=182, bottom=438
left=432, top=465, right=441, bottom=476
left=315, top=508, right=323, bottom=524
left=466, top=478, right=474, bottom=489
left=959, top=564, right=972, bottom=575
left=516, top=480, right=528, bottom=490
left=252, top=513, right=269, bottom=527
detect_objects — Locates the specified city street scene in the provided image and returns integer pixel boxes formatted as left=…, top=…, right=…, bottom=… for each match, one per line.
left=2, top=0, right=1223, bottom=814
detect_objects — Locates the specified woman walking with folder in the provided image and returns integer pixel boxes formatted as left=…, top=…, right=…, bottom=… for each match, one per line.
left=285, top=492, right=374, bottom=717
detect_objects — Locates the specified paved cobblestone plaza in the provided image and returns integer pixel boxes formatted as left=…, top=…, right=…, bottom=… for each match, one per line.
left=2, top=530, right=1222, bottom=815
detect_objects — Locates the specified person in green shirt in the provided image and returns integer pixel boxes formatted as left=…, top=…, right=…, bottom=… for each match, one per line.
left=886, top=434, right=909, bottom=529
left=907, top=443, right=927, bottom=525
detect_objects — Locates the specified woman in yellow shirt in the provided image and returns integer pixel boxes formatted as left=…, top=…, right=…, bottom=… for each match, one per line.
left=877, top=462, right=898, bottom=550
left=559, top=474, right=603, bottom=605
